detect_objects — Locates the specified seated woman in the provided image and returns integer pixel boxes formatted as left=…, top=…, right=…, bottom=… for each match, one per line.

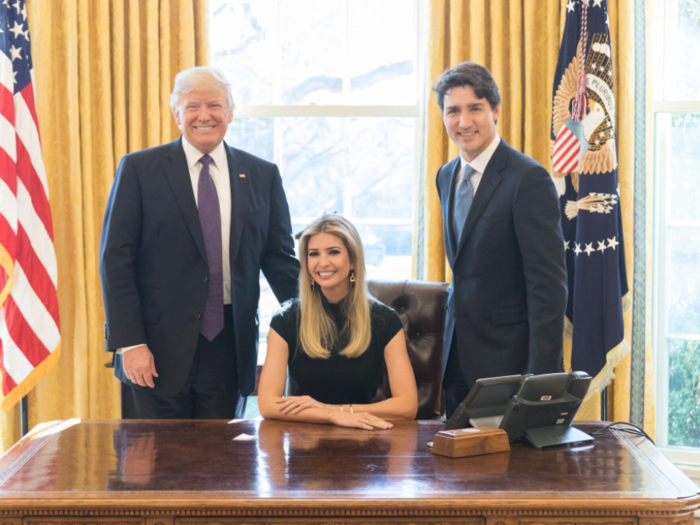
left=258, top=213, right=418, bottom=429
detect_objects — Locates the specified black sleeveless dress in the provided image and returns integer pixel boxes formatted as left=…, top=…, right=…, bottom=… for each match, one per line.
left=269, top=297, right=403, bottom=405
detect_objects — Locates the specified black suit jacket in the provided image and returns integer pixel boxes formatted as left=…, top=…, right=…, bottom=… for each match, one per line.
left=100, top=138, right=300, bottom=397
left=436, top=139, right=567, bottom=386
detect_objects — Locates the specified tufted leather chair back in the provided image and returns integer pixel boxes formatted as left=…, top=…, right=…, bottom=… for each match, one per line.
left=368, top=279, right=449, bottom=420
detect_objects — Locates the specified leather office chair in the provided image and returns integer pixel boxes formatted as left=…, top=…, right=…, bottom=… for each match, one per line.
left=368, top=279, right=449, bottom=420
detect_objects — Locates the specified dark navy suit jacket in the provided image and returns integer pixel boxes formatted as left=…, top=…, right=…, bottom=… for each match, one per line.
left=100, top=138, right=300, bottom=397
left=436, top=139, right=567, bottom=386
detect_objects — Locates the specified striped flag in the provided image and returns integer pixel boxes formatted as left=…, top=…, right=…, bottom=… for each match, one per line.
left=0, top=0, right=61, bottom=411
left=550, top=0, right=630, bottom=396
left=553, top=125, right=580, bottom=174
left=552, top=117, right=589, bottom=174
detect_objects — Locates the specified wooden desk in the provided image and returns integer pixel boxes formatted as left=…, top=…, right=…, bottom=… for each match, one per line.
left=0, top=420, right=697, bottom=525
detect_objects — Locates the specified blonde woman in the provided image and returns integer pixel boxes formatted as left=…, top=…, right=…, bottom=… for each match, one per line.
left=258, top=214, right=418, bottom=429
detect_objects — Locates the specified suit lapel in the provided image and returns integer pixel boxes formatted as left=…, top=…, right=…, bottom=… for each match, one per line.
left=163, top=139, right=207, bottom=261
left=455, top=141, right=507, bottom=258
left=226, top=144, right=252, bottom=266
left=443, top=158, right=462, bottom=266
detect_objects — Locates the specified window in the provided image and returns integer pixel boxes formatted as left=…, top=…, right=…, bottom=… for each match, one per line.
left=209, top=0, right=424, bottom=362
left=653, top=0, right=700, bottom=458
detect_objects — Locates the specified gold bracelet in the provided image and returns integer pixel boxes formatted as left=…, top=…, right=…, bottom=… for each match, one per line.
left=349, top=404, right=354, bottom=413
left=340, top=404, right=344, bottom=412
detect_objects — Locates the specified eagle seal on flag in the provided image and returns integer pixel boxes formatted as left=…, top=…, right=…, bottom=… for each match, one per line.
left=550, top=0, right=630, bottom=397
left=552, top=18, right=617, bottom=192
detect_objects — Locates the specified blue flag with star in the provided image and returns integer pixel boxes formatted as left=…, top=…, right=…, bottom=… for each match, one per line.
left=550, top=0, right=630, bottom=396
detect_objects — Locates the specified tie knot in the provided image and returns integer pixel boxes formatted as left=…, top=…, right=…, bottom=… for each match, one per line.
left=200, top=154, right=213, bottom=168
left=461, top=164, right=475, bottom=184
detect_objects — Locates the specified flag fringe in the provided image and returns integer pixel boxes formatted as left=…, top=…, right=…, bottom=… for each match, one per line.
left=0, top=243, right=14, bottom=309
left=564, top=289, right=632, bottom=400
left=585, top=337, right=630, bottom=400
left=0, top=342, right=61, bottom=412
left=564, top=316, right=573, bottom=339
left=622, top=291, right=631, bottom=314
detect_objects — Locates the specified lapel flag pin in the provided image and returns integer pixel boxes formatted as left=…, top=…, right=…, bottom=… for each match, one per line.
left=239, top=174, right=246, bottom=178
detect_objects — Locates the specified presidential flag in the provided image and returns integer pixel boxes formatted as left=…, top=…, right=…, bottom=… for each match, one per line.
left=0, top=0, right=61, bottom=410
left=550, top=0, right=630, bottom=396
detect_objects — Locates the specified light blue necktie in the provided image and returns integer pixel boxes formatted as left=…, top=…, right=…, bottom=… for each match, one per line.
left=453, top=164, right=475, bottom=243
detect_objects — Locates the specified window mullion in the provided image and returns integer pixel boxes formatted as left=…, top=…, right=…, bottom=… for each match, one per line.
left=274, top=0, right=281, bottom=106
left=343, top=119, right=352, bottom=218
left=343, top=0, right=350, bottom=100
left=654, top=112, right=672, bottom=447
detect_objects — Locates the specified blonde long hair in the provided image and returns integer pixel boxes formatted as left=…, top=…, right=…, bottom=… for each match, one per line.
left=298, top=214, right=372, bottom=359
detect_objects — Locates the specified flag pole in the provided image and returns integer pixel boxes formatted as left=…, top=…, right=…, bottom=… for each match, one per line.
left=20, top=396, right=28, bottom=437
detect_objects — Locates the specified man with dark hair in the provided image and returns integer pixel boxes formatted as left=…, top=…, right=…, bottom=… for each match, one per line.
left=434, top=61, right=502, bottom=113
left=434, top=61, right=567, bottom=418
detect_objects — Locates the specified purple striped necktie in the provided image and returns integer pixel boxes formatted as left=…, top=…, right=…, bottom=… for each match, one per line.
left=198, top=154, right=224, bottom=341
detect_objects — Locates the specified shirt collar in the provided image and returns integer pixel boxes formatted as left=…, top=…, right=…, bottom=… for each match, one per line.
left=459, top=133, right=501, bottom=174
left=181, top=136, right=227, bottom=171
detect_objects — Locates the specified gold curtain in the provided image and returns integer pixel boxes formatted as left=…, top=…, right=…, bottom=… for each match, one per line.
left=419, top=0, right=654, bottom=428
left=0, top=0, right=208, bottom=454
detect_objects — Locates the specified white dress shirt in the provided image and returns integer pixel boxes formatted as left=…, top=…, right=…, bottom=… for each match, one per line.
left=457, top=134, right=501, bottom=195
left=118, top=137, right=232, bottom=354
left=181, top=136, right=232, bottom=304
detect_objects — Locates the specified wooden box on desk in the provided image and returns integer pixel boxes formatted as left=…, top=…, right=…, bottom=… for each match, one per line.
left=432, top=427, right=510, bottom=458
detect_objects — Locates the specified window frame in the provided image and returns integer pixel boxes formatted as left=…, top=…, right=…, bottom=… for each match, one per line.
left=652, top=0, right=700, bottom=470
left=209, top=0, right=428, bottom=363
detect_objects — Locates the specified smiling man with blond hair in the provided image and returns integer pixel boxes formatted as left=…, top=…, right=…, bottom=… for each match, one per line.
left=100, top=66, right=299, bottom=419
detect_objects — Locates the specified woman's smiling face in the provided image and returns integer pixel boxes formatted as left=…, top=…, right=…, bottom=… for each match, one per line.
left=307, top=232, right=354, bottom=302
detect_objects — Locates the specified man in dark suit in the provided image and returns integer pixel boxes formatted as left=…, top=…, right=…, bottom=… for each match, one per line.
left=100, top=66, right=300, bottom=419
left=434, top=62, right=567, bottom=418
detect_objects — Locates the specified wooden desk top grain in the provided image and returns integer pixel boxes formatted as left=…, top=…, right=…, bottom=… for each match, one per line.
left=0, top=419, right=697, bottom=515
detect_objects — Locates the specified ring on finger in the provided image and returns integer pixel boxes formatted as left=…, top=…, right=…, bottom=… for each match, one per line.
left=365, top=420, right=370, bottom=425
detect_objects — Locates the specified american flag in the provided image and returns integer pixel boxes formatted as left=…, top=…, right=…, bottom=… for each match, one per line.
left=550, top=0, right=629, bottom=396
left=0, top=0, right=60, bottom=411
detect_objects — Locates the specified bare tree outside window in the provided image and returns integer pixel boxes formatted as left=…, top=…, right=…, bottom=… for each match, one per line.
left=210, top=0, right=422, bottom=371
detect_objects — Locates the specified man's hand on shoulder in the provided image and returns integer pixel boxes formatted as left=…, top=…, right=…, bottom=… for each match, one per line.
left=123, top=345, right=158, bottom=388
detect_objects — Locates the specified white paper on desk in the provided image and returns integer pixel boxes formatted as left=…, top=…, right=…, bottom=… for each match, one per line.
left=233, top=433, right=256, bottom=441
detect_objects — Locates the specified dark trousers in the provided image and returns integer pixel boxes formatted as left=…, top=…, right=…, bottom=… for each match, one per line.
left=122, top=305, right=246, bottom=419
left=443, top=334, right=471, bottom=419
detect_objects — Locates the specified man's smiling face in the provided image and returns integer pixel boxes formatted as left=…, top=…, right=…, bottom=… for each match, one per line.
left=442, top=84, right=500, bottom=162
left=173, top=89, right=233, bottom=154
